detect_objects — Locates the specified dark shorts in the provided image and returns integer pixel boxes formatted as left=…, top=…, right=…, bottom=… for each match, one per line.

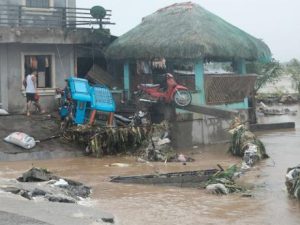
left=26, top=93, right=36, bottom=102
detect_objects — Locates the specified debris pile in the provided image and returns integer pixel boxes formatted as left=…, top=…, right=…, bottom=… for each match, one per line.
left=228, top=118, right=268, bottom=168
left=1, top=167, right=91, bottom=203
left=285, top=165, right=300, bottom=200
left=138, top=121, right=194, bottom=162
left=257, top=102, right=297, bottom=116
left=205, top=165, right=244, bottom=195
left=140, top=123, right=174, bottom=162
left=64, top=122, right=167, bottom=157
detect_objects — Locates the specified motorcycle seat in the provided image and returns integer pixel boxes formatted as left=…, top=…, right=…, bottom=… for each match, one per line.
left=140, top=84, right=160, bottom=88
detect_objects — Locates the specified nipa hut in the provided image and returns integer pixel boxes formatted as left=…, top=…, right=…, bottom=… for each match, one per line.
left=105, top=2, right=272, bottom=146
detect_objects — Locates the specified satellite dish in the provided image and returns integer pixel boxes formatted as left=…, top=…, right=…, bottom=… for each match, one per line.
left=90, top=6, right=106, bottom=20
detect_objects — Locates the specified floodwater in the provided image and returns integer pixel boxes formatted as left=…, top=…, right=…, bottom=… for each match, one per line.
left=1, top=106, right=300, bottom=225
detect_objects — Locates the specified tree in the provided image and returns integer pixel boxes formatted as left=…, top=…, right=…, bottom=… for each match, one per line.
left=246, top=59, right=283, bottom=124
left=246, top=59, right=283, bottom=94
left=286, top=58, right=300, bottom=94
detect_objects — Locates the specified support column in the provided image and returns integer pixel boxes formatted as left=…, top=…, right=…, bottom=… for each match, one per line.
left=195, top=59, right=205, bottom=105
left=123, top=62, right=130, bottom=100
left=234, top=59, right=246, bottom=75
left=234, top=58, right=248, bottom=108
left=0, top=44, right=8, bottom=110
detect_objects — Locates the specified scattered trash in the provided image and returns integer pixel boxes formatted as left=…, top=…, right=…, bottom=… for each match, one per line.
left=106, top=163, right=130, bottom=168
left=136, top=157, right=149, bottom=163
left=285, top=165, right=300, bottom=200
left=206, top=183, right=229, bottom=195
left=54, top=179, right=69, bottom=187
left=4, top=132, right=36, bottom=150
left=0, top=109, right=9, bottom=115
left=157, top=138, right=171, bottom=146
left=177, top=154, right=187, bottom=162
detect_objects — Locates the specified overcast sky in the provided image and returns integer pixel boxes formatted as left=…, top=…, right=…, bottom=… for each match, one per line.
left=77, top=0, right=300, bottom=62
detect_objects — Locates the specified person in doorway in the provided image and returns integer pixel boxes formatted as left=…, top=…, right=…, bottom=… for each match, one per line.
left=25, top=70, right=44, bottom=116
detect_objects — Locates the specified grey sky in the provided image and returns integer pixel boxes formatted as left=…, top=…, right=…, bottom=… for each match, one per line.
left=77, top=0, right=300, bottom=62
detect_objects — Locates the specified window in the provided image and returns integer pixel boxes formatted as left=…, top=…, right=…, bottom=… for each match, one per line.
left=26, top=0, right=50, bottom=8
left=24, top=55, right=53, bottom=88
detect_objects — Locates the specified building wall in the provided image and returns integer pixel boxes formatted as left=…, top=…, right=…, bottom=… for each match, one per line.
left=0, top=43, right=75, bottom=112
left=1, top=0, right=76, bottom=28
left=0, top=45, right=9, bottom=110
left=5, top=0, right=70, bottom=7
left=171, top=109, right=249, bottom=148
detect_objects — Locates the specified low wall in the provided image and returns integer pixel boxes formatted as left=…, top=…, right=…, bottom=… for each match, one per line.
left=171, top=110, right=248, bottom=148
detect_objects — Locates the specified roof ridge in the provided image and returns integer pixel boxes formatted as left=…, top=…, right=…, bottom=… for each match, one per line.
left=156, top=1, right=195, bottom=13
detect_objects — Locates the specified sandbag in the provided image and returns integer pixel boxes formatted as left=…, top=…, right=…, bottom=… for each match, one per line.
left=0, top=109, right=9, bottom=115
left=4, top=132, right=36, bottom=149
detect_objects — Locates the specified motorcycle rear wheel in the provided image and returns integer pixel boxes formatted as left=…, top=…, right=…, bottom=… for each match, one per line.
left=174, top=90, right=192, bottom=107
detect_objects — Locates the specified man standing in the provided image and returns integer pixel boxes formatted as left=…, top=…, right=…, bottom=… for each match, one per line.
left=25, top=70, right=43, bottom=116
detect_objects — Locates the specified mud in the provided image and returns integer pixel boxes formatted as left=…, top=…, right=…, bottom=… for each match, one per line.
left=0, top=115, right=83, bottom=161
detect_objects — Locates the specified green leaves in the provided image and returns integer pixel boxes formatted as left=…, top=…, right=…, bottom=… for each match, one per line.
left=246, top=59, right=283, bottom=93
left=286, top=58, right=300, bottom=94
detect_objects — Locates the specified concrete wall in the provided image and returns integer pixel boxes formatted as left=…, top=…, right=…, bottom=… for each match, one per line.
left=0, top=45, right=9, bottom=110
left=6, top=0, right=68, bottom=7
left=2, top=1, right=77, bottom=29
left=0, top=43, right=75, bottom=113
left=171, top=110, right=249, bottom=148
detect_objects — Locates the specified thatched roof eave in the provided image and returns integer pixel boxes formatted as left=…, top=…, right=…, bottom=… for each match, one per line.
left=106, top=2, right=271, bottom=62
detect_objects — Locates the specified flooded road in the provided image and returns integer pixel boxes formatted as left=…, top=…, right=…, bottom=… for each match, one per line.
left=1, top=106, right=300, bottom=225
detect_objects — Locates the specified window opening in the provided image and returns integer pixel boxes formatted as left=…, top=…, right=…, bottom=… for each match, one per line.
left=24, top=55, right=52, bottom=88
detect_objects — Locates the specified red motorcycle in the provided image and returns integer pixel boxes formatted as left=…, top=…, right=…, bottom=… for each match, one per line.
left=136, top=73, right=192, bottom=107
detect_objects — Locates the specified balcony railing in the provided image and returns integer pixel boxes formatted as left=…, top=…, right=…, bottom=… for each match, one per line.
left=0, top=4, right=114, bottom=29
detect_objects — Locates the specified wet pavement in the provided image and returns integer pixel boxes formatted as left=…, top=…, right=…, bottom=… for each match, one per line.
left=0, top=106, right=300, bottom=224
left=0, top=115, right=83, bottom=161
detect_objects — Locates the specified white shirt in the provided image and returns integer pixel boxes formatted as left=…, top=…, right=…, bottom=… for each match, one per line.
left=25, top=74, right=36, bottom=93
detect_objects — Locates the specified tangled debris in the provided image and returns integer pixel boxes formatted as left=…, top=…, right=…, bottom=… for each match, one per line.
left=286, top=165, right=300, bottom=200
left=1, top=167, right=91, bottom=203
left=63, top=121, right=169, bottom=157
left=228, top=118, right=268, bottom=168
left=257, top=102, right=297, bottom=116
left=205, top=165, right=245, bottom=195
left=137, top=122, right=194, bottom=162
left=63, top=120, right=194, bottom=162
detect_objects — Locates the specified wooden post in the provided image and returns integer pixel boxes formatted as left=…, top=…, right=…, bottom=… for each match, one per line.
left=107, top=112, right=114, bottom=126
left=195, top=59, right=205, bottom=105
left=89, top=110, right=97, bottom=125
left=123, top=62, right=130, bottom=100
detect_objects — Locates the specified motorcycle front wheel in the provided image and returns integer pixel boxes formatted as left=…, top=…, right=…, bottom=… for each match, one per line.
left=173, top=90, right=192, bottom=107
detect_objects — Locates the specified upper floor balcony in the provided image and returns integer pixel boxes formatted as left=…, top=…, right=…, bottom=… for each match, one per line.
left=0, top=4, right=114, bottom=29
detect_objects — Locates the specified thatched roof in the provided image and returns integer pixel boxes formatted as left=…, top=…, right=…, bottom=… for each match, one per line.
left=106, top=2, right=271, bottom=61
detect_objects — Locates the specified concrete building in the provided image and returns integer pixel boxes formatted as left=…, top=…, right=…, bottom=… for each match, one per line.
left=0, top=0, right=113, bottom=112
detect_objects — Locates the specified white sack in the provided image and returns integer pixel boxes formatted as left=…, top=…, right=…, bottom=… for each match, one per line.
left=4, top=132, right=36, bottom=149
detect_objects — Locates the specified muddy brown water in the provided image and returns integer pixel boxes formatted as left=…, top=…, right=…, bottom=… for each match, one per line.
left=1, top=105, right=300, bottom=225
